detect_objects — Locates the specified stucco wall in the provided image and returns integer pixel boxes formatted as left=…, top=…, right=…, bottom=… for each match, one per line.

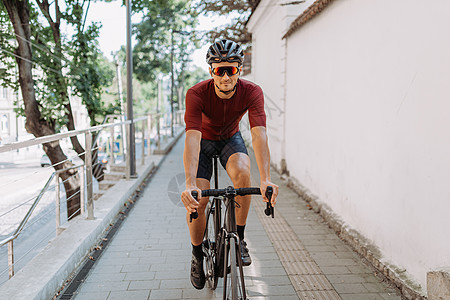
left=247, top=0, right=306, bottom=172
left=282, top=0, right=450, bottom=293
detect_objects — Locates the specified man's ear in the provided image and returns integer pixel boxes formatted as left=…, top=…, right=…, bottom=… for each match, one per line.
left=209, top=67, right=213, bottom=77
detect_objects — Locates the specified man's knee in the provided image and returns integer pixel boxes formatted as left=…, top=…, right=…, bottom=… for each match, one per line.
left=226, top=153, right=251, bottom=185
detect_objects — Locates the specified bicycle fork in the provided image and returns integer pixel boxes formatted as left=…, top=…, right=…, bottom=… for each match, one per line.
left=222, top=233, right=247, bottom=300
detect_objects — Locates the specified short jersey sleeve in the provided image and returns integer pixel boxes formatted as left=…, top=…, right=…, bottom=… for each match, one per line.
left=247, top=85, right=266, bottom=128
left=184, top=88, right=203, bottom=132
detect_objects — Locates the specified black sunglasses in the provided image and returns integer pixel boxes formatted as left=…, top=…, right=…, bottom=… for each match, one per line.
left=211, top=66, right=240, bottom=77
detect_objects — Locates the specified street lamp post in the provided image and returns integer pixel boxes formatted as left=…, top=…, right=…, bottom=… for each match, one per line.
left=170, top=29, right=190, bottom=137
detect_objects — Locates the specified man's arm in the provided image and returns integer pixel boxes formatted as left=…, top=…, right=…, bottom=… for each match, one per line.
left=181, top=130, right=202, bottom=213
left=251, top=126, right=279, bottom=205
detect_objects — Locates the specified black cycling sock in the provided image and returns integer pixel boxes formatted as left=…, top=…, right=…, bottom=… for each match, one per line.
left=237, top=225, right=246, bottom=241
left=192, top=243, right=203, bottom=259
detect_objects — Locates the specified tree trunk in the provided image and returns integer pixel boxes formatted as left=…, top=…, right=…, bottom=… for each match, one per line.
left=37, top=0, right=105, bottom=182
left=2, top=0, right=81, bottom=219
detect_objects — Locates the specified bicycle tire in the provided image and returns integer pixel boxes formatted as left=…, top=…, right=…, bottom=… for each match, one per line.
left=226, top=236, right=246, bottom=300
left=204, top=202, right=219, bottom=290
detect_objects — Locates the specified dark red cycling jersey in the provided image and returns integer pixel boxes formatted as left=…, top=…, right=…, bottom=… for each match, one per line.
left=184, top=79, right=266, bottom=141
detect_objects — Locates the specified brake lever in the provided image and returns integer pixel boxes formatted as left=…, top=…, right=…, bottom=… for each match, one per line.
left=189, top=191, right=199, bottom=223
left=264, top=186, right=274, bottom=218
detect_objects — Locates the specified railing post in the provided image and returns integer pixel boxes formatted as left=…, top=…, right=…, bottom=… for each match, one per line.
left=157, top=114, right=161, bottom=150
left=55, top=173, right=61, bottom=235
left=109, top=126, right=115, bottom=165
left=125, top=123, right=130, bottom=180
left=80, top=165, right=85, bottom=215
left=163, top=113, right=168, bottom=143
left=147, top=114, right=152, bottom=156
left=120, top=119, right=126, bottom=162
left=85, top=132, right=94, bottom=220
left=8, top=240, right=14, bottom=278
left=141, top=120, right=145, bottom=165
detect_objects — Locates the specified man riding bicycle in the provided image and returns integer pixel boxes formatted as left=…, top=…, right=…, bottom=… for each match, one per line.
left=181, top=39, right=279, bottom=290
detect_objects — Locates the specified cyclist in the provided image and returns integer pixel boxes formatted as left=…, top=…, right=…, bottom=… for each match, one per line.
left=181, top=39, right=279, bottom=290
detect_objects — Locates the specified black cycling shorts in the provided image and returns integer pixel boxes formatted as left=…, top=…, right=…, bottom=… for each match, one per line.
left=197, top=131, right=248, bottom=181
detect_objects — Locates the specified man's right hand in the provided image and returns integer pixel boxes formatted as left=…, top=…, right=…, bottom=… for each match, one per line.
left=181, top=187, right=202, bottom=214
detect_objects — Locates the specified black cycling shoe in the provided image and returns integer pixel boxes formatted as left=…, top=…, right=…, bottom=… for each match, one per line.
left=240, top=240, right=252, bottom=266
left=190, top=254, right=205, bottom=289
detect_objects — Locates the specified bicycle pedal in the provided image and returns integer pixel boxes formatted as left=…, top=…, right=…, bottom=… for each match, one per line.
left=202, top=240, right=215, bottom=250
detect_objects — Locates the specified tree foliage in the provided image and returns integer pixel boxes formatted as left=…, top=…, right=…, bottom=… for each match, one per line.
left=0, top=0, right=115, bottom=219
left=0, top=2, right=19, bottom=90
left=65, top=2, right=117, bottom=126
left=132, top=0, right=200, bottom=83
left=0, top=0, right=116, bottom=128
left=195, top=0, right=260, bottom=47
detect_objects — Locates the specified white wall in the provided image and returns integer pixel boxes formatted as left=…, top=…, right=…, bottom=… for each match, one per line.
left=247, top=0, right=306, bottom=172
left=282, top=0, right=450, bottom=293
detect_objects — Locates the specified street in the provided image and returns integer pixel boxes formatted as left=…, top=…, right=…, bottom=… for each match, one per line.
left=0, top=141, right=150, bottom=286
left=0, top=148, right=56, bottom=285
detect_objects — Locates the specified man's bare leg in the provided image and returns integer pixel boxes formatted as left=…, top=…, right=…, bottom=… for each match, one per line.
left=226, top=153, right=252, bottom=225
left=226, top=152, right=253, bottom=266
left=187, top=178, right=210, bottom=246
left=187, top=178, right=211, bottom=290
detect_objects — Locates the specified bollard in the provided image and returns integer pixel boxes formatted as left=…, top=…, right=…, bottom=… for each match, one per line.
left=85, top=132, right=94, bottom=220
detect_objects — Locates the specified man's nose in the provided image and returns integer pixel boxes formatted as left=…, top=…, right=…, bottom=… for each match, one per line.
left=222, top=72, right=230, bottom=80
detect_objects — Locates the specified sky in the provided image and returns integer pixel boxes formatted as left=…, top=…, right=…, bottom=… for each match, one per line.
left=85, top=1, right=230, bottom=73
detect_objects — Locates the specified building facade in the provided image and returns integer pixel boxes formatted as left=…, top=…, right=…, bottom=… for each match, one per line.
left=0, top=85, right=28, bottom=144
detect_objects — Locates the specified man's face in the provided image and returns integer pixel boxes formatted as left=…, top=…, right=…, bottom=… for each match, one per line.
left=209, top=61, right=241, bottom=93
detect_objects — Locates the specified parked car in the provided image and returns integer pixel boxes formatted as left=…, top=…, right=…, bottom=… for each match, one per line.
left=40, top=154, right=51, bottom=167
left=97, top=152, right=108, bottom=167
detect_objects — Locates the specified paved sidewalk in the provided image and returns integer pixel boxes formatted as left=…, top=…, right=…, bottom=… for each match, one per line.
left=72, top=136, right=402, bottom=300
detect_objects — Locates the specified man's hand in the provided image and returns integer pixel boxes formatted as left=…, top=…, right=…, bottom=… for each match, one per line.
left=260, top=181, right=279, bottom=206
left=181, top=186, right=202, bottom=214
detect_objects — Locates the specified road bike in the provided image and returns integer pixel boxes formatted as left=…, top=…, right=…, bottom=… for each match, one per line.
left=190, top=155, right=274, bottom=300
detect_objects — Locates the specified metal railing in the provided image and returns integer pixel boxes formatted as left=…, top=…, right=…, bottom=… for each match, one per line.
left=0, top=111, right=185, bottom=282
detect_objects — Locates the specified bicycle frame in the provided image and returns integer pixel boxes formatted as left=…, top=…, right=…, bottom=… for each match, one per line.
left=195, top=155, right=273, bottom=299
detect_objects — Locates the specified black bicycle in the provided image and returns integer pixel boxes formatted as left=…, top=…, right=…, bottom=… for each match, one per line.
left=190, top=155, right=274, bottom=300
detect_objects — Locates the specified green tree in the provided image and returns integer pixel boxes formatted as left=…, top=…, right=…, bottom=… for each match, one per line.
left=130, top=0, right=199, bottom=112
left=195, top=0, right=260, bottom=47
left=132, top=0, right=199, bottom=79
left=184, top=66, right=209, bottom=88
left=0, top=0, right=114, bottom=219
left=65, top=2, right=117, bottom=126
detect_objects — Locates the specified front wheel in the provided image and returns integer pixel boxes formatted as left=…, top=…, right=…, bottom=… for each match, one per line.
left=225, top=236, right=246, bottom=300
left=203, top=202, right=218, bottom=290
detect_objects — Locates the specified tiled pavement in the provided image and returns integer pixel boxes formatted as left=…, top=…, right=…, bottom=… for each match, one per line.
left=72, top=136, right=402, bottom=300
